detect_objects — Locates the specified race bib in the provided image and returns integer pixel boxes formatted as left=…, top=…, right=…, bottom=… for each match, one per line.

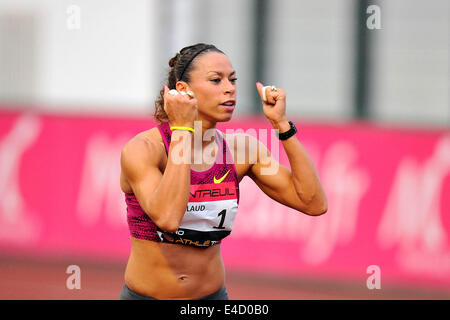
left=157, top=182, right=238, bottom=248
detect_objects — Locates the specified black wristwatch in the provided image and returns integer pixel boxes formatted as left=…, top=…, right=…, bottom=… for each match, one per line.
left=277, top=121, right=297, bottom=140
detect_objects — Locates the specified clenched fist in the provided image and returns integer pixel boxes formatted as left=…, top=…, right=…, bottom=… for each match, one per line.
left=163, top=85, right=198, bottom=128
left=256, top=82, right=287, bottom=124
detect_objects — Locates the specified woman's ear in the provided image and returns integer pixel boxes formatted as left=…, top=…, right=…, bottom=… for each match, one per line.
left=175, top=81, right=189, bottom=93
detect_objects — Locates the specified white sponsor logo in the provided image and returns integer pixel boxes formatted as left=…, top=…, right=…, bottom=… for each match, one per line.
left=301, top=141, right=370, bottom=264
left=233, top=140, right=370, bottom=265
left=76, top=133, right=128, bottom=227
left=377, top=134, right=450, bottom=275
left=0, top=114, right=41, bottom=242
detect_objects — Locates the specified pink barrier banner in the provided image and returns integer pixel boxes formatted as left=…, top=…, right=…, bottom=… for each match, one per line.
left=0, top=110, right=449, bottom=290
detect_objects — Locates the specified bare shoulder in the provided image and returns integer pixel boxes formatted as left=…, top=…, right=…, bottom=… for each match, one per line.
left=121, top=127, right=166, bottom=173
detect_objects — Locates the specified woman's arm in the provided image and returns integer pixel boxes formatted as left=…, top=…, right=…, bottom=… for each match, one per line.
left=121, top=130, right=193, bottom=232
left=246, top=125, right=327, bottom=216
left=245, top=82, right=327, bottom=216
left=121, top=85, right=197, bottom=232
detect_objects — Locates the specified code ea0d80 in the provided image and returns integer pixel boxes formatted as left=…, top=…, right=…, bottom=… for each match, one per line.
left=224, top=304, right=269, bottom=315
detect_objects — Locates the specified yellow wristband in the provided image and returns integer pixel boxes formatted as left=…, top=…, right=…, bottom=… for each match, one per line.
left=170, top=126, right=195, bottom=133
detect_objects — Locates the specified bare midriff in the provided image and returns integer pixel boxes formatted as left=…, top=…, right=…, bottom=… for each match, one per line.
left=124, top=237, right=225, bottom=300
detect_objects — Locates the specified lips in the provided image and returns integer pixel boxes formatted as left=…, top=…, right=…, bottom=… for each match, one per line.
left=220, top=100, right=236, bottom=111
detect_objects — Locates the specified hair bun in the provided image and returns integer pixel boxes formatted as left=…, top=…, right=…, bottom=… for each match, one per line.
left=168, top=53, right=180, bottom=68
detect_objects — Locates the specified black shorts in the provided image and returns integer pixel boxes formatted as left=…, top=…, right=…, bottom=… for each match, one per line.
left=119, top=284, right=229, bottom=300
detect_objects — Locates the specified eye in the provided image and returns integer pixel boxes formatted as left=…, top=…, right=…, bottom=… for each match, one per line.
left=210, top=78, right=221, bottom=83
left=230, top=78, right=238, bottom=83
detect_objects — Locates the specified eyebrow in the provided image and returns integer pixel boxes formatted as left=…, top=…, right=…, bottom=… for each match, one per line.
left=207, top=70, right=236, bottom=77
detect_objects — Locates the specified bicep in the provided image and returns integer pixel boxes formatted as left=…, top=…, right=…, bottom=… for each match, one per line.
left=247, top=138, right=308, bottom=212
left=120, top=138, right=163, bottom=215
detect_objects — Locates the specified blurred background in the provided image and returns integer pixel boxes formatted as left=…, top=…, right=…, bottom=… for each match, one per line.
left=0, top=0, right=449, bottom=299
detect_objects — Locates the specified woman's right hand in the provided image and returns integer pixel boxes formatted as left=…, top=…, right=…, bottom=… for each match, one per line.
left=163, top=86, right=197, bottom=128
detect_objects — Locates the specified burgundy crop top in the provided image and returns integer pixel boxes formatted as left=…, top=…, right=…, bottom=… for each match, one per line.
left=124, top=121, right=240, bottom=248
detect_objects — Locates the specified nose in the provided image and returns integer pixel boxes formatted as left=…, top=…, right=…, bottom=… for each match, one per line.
left=224, top=79, right=236, bottom=95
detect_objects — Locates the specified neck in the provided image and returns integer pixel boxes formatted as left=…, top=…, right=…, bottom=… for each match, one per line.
left=192, top=118, right=218, bottom=166
left=194, top=117, right=217, bottom=150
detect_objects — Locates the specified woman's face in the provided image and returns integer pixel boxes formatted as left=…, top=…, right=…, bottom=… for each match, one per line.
left=181, top=51, right=237, bottom=123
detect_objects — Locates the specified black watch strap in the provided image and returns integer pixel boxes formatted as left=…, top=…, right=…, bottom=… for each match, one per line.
left=277, top=121, right=297, bottom=140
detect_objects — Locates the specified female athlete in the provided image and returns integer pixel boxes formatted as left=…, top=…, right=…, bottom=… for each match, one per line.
left=119, top=43, right=327, bottom=300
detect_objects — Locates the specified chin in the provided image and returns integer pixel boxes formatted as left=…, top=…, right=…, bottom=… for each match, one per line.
left=206, top=109, right=234, bottom=123
left=217, top=112, right=234, bottom=123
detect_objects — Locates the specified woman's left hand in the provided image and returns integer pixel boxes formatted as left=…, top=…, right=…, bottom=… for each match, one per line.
left=256, top=82, right=287, bottom=123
